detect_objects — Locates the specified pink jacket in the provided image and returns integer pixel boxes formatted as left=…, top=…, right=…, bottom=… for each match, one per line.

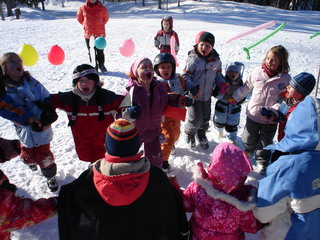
left=183, top=143, right=262, bottom=240
left=233, top=66, right=290, bottom=124
left=77, top=0, right=109, bottom=39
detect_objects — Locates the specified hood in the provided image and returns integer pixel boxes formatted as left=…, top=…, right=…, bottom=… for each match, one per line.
left=161, top=16, right=173, bottom=31
left=266, top=96, right=320, bottom=152
left=207, top=142, right=252, bottom=193
left=92, top=153, right=150, bottom=206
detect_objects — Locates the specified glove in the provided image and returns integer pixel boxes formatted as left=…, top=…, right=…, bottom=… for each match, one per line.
left=228, top=97, right=237, bottom=105
left=260, top=107, right=278, bottom=121
left=189, top=85, right=200, bottom=98
left=40, top=109, right=58, bottom=127
left=122, top=105, right=141, bottom=122
left=218, top=82, right=230, bottom=94
left=0, top=138, right=21, bottom=163
left=177, top=95, right=193, bottom=107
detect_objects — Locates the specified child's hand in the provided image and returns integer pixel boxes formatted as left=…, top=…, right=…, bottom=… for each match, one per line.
left=122, top=105, right=142, bottom=122
left=218, top=82, right=230, bottom=94
left=189, top=85, right=200, bottom=98
left=260, top=107, right=277, bottom=121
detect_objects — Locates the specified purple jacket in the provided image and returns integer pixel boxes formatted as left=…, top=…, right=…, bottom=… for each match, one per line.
left=126, top=78, right=168, bottom=143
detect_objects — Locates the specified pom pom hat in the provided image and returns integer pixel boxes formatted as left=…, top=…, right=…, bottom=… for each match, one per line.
left=105, top=119, right=141, bottom=157
left=289, top=72, right=316, bottom=97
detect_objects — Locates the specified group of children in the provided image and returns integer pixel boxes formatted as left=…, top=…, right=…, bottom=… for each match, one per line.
left=0, top=15, right=318, bottom=239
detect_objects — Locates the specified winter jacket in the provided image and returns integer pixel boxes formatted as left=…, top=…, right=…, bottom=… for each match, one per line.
left=0, top=139, right=57, bottom=240
left=77, top=0, right=109, bottom=39
left=254, top=96, right=320, bottom=240
left=126, top=78, right=168, bottom=143
left=233, top=66, right=290, bottom=124
left=58, top=153, right=190, bottom=240
left=183, top=48, right=225, bottom=101
left=154, top=16, right=180, bottom=53
left=183, top=143, right=261, bottom=240
left=50, top=88, right=124, bottom=162
left=4, top=73, right=53, bottom=148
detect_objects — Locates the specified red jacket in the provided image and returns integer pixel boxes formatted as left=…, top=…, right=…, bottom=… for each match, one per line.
left=0, top=170, right=57, bottom=239
left=77, top=0, right=109, bottom=39
left=50, top=88, right=124, bottom=162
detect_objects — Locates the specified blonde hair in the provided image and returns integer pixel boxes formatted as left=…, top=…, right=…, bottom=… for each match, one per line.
left=0, top=52, right=21, bottom=76
left=263, top=45, right=290, bottom=73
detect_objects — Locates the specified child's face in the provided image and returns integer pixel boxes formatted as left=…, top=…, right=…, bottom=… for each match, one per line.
left=137, top=59, right=154, bottom=86
left=158, top=62, right=172, bottom=80
left=162, top=20, right=170, bottom=32
left=76, top=76, right=96, bottom=95
left=5, top=55, right=24, bottom=82
left=226, top=71, right=240, bottom=82
left=265, top=51, right=281, bottom=72
left=197, top=41, right=213, bottom=57
left=287, top=85, right=304, bottom=101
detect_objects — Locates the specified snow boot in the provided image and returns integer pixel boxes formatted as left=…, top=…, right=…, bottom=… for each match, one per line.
left=99, top=64, right=108, bottom=73
left=186, top=134, right=196, bottom=148
left=197, top=134, right=209, bottom=149
left=28, top=163, right=38, bottom=171
left=171, top=145, right=176, bottom=155
left=47, top=177, right=59, bottom=192
left=162, top=161, right=171, bottom=174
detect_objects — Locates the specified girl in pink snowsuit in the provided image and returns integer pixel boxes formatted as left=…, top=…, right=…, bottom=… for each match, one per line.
left=183, top=142, right=262, bottom=240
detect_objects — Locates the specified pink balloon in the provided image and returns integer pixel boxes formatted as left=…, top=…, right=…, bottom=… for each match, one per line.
left=225, top=20, right=277, bottom=44
left=47, top=45, right=65, bottom=65
left=119, top=39, right=135, bottom=57
left=195, top=31, right=206, bottom=44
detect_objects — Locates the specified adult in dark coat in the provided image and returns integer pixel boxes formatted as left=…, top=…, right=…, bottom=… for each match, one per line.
left=58, top=118, right=190, bottom=240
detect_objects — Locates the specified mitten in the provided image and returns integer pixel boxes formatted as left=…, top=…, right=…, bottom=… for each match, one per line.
left=260, top=107, right=278, bottom=121
left=0, top=138, right=21, bottom=163
left=218, top=82, right=230, bottom=94
left=197, top=162, right=208, bottom=179
left=189, top=85, right=200, bottom=98
left=122, top=105, right=141, bottom=122
left=40, top=109, right=58, bottom=127
left=228, top=97, right=238, bottom=105
left=178, top=95, right=193, bottom=107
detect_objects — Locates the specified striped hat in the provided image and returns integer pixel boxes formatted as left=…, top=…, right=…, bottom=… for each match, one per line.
left=105, top=119, right=140, bottom=157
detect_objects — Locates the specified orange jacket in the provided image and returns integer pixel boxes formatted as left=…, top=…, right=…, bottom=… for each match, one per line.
left=77, top=0, right=109, bottom=39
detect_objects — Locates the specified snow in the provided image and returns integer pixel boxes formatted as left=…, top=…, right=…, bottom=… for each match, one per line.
left=0, top=0, right=319, bottom=239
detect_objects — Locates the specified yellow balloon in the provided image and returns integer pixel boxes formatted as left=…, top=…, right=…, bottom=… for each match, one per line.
left=18, top=44, right=38, bottom=66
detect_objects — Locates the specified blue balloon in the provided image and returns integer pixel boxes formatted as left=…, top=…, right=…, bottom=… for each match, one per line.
left=94, top=37, right=107, bottom=50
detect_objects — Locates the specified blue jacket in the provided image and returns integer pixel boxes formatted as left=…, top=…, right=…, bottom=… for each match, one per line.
left=5, top=74, right=53, bottom=148
left=253, top=96, right=320, bottom=240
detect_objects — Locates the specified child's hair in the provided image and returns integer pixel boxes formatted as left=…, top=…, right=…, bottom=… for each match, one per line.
left=263, top=45, right=290, bottom=73
left=0, top=52, right=21, bottom=76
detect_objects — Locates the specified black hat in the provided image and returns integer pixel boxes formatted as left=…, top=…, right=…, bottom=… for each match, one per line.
left=198, top=32, right=215, bottom=47
left=72, top=64, right=99, bottom=86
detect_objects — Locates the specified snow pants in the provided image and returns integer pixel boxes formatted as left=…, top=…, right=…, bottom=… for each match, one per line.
left=161, top=117, right=181, bottom=162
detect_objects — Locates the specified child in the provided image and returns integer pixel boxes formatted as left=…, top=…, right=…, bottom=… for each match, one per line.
left=154, top=53, right=199, bottom=171
left=154, top=16, right=180, bottom=54
left=77, top=0, right=109, bottom=73
left=58, top=119, right=190, bottom=240
left=232, top=45, right=291, bottom=174
left=126, top=57, right=168, bottom=168
left=0, top=52, right=59, bottom=192
left=254, top=96, right=320, bottom=240
left=0, top=137, right=57, bottom=240
left=183, top=31, right=226, bottom=149
left=50, top=64, right=137, bottom=163
left=271, top=72, right=316, bottom=162
left=181, top=142, right=262, bottom=239
left=213, top=61, right=246, bottom=143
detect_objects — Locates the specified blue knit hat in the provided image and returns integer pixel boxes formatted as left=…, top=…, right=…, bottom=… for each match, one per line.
left=105, top=119, right=140, bottom=157
left=290, top=72, right=316, bottom=97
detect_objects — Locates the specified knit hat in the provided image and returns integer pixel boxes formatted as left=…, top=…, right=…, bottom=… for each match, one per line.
left=105, top=119, right=141, bottom=157
left=72, top=64, right=99, bottom=86
left=290, top=72, right=316, bottom=97
left=197, top=32, right=215, bottom=46
left=226, top=61, right=243, bottom=73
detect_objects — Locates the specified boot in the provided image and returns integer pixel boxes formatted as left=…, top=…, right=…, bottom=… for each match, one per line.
left=186, top=134, right=196, bottom=148
left=216, top=128, right=224, bottom=139
left=171, top=145, right=176, bottom=155
left=28, top=163, right=38, bottom=171
left=197, top=133, right=209, bottom=149
left=47, top=177, right=59, bottom=192
left=99, top=64, right=107, bottom=73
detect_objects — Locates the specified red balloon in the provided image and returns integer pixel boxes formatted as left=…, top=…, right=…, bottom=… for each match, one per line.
left=47, top=45, right=65, bottom=65
left=195, top=31, right=206, bottom=44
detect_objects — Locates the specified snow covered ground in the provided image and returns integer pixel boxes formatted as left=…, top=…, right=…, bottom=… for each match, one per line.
left=0, top=0, right=319, bottom=239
